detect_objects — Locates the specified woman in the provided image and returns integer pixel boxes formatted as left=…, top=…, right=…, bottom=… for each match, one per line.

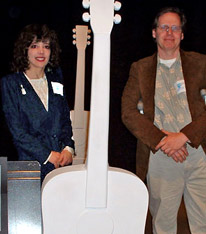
left=1, top=24, right=74, bottom=181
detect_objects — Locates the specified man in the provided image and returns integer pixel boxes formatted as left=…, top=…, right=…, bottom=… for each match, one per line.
left=122, top=7, right=206, bottom=234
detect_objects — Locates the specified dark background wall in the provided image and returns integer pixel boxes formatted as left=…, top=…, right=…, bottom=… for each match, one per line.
left=1, top=0, right=206, bottom=174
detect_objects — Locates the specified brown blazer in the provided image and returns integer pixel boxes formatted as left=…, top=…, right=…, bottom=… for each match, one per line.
left=122, top=50, right=206, bottom=181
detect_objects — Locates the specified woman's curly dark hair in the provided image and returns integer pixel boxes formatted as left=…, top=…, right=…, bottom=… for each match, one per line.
left=12, top=24, right=61, bottom=72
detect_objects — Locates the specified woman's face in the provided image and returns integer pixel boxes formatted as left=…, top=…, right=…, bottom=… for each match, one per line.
left=27, top=38, right=51, bottom=71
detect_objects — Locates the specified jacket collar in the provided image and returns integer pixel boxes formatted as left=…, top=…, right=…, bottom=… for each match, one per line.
left=19, top=72, right=52, bottom=113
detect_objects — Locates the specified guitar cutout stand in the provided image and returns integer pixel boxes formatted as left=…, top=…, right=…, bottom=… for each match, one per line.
left=71, top=25, right=90, bottom=165
left=42, top=1, right=149, bottom=233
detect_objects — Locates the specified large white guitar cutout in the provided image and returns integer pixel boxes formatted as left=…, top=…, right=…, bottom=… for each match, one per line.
left=71, top=25, right=90, bottom=165
left=41, top=1, right=149, bottom=234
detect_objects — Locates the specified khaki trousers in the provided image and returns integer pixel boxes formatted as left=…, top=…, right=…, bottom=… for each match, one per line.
left=147, top=145, right=206, bottom=234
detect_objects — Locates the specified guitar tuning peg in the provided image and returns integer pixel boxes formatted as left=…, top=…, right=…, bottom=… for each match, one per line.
left=82, top=12, right=91, bottom=22
left=88, top=29, right=92, bottom=34
left=114, top=14, right=121, bottom=24
left=82, top=0, right=90, bottom=9
left=87, top=41, right=91, bottom=45
left=72, top=40, right=76, bottom=45
left=72, top=28, right=76, bottom=33
left=73, top=34, right=76, bottom=39
left=114, top=1, right=122, bottom=11
left=87, top=35, right=91, bottom=40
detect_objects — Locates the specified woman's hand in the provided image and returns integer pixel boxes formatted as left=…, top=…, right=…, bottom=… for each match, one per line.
left=49, top=151, right=62, bottom=168
left=59, top=149, right=73, bottom=167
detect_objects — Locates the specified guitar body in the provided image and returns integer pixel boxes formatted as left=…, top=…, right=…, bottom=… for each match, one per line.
left=70, top=110, right=90, bottom=164
left=42, top=165, right=148, bottom=234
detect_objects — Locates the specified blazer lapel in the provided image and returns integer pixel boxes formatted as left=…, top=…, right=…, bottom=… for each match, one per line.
left=46, top=71, right=59, bottom=114
left=141, top=53, right=157, bottom=121
left=19, top=72, right=48, bottom=114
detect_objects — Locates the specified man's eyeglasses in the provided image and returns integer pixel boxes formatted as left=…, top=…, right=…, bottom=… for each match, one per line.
left=157, top=25, right=182, bottom=33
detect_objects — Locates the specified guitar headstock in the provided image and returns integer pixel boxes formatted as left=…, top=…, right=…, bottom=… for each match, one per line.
left=72, top=25, right=91, bottom=50
left=82, top=0, right=121, bottom=34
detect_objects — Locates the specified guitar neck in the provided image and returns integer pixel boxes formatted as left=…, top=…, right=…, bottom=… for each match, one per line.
left=86, top=33, right=111, bottom=208
left=73, top=48, right=86, bottom=128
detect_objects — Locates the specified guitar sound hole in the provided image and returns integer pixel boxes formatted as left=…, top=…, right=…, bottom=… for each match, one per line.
left=77, top=210, right=114, bottom=234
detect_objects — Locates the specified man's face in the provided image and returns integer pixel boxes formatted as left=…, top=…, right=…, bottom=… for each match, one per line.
left=152, top=12, right=184, bottom=56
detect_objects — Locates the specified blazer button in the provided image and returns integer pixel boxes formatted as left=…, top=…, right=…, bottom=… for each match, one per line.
left=52, top=134, right=57, bottom=138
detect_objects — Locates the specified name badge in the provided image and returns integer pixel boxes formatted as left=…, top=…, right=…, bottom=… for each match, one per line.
left=174, top=80, right=186, bottom=94
left=51, top=82, right=63, bottom=96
